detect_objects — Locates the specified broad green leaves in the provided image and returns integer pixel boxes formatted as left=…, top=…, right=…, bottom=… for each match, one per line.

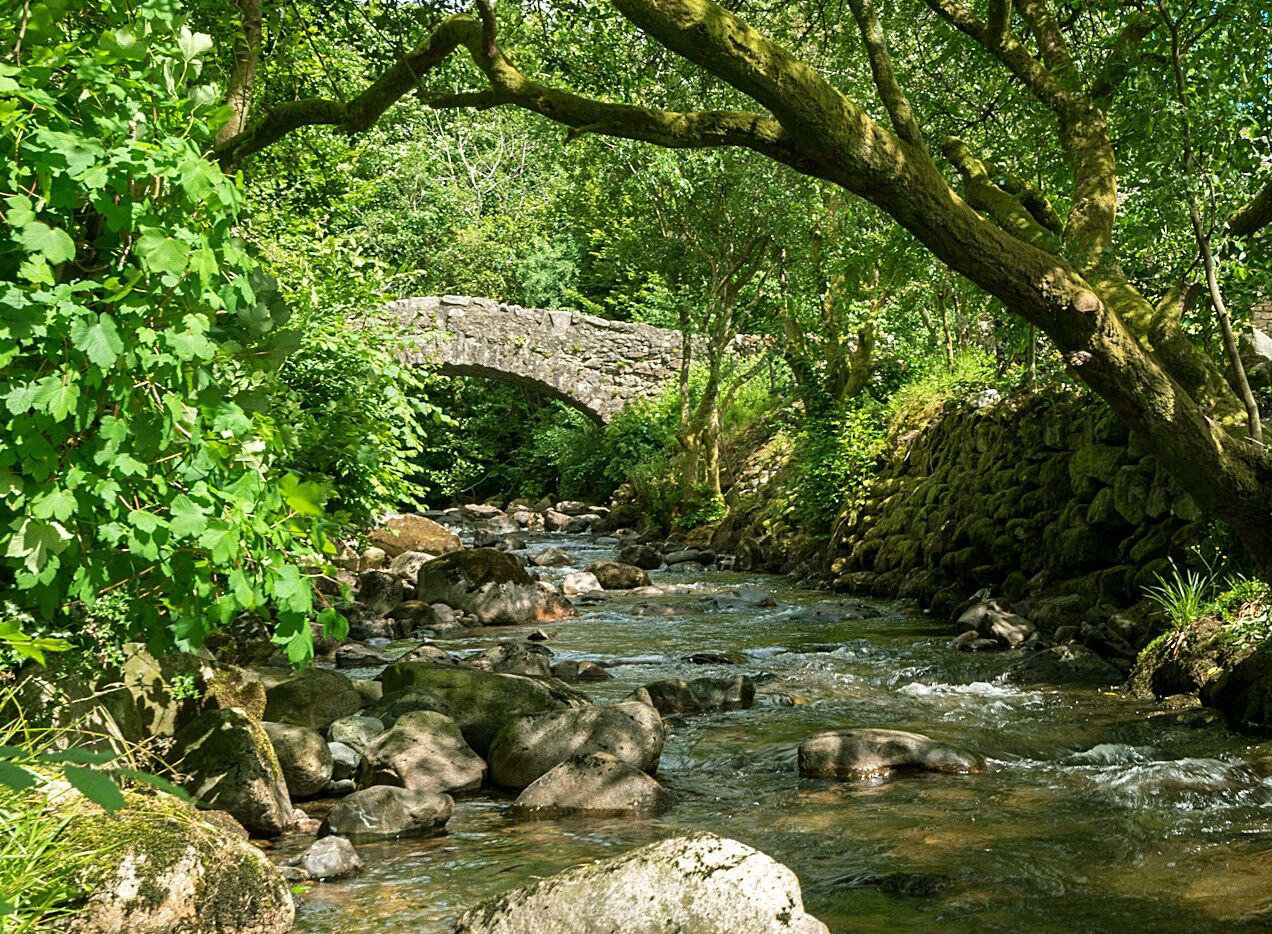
left=0, top=2, right=341, bottom=665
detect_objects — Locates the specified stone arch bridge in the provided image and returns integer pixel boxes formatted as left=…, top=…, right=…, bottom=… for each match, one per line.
left=386, top=295, right=687, bottom=423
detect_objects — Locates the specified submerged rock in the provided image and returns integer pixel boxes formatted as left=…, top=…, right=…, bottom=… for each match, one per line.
left=1004, top=644, right=1123, bottom=687
left=488, top=700, right=664, bottom=789
left=798, top=728, right=984, bottom=779
left=64, top=792, right=294, bottom=934
left=453, top=832, right=828, bottom=933
left=357, top=710, right=486, bottom=794
left=512, top=751, right=672, bottom=818
left=318, top=785, right=452, bottom=841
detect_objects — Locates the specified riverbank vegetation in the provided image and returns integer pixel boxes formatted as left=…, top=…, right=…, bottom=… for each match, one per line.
left=2, top=1, right=1271, bottom=927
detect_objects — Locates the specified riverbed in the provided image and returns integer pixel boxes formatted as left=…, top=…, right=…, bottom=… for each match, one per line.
left=288, top=533, right=1272, bottom=932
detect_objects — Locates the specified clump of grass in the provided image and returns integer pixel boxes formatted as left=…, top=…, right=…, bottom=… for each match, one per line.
left=1143, top=559, right=1272, bottom=648
left=1143, top=563, right=1215, bottom=629
left=0, top=681, right=182, bottom=930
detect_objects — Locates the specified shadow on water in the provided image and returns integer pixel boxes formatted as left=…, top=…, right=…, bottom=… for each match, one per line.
left=289, top=533, right=1272, bottom=933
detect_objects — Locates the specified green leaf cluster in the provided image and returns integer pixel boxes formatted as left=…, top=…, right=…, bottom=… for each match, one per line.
left=0, top=3, right=344, bottom=663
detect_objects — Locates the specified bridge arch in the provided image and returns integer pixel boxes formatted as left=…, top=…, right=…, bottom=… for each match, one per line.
left=385, top=296, right=685, bottom=423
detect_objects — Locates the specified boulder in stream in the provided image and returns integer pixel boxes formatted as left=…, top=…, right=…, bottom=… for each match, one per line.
left=380, top=661, right=590, bottom=755
left=369, top=513, right=462, bottom=557
left=616, top=543, right=663, bottom=570
left=631, top=675, right=756, bottom=716
left=798, top=728, right=984, bottom=779
left=292, top=835, right=364, bottom=881
left=357, top=710, right=486, bottom=794
left=531, top=546, right=576, bottom=567
left=262, top=721, right=333, bottom=799
left=512, top=751, right=672, bottom=817
left=453, top=831, right=828, bottom=933
left=468, top=640, right=554, bottom=678
left=956, top=599, right=1036, bottom=648
left=585, top=560, right=652, bottom=590
left=416, top=548, right=576, bottom=624
left=318, top=785, right=452, bottom=841
left=487, top=700, right=664, bottom=789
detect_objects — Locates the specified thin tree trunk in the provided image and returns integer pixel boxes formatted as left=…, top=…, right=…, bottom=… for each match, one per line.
left=216, top=0, right=263, bottom=146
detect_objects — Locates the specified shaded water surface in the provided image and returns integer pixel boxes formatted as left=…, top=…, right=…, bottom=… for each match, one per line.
left=289, top=535, right=1272, bottom=932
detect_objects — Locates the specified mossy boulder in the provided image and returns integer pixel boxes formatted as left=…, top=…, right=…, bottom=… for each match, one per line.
left=1130, top=620, right=1272, bottom=729
left=262, top=721, right=333, bottom=799
left=512, top=751, right=672, bottom=818
left=380, top=662, right=590, bottom=754
left=254, top=666, right=363, bottom=732
left=63, top=792, right=294, bottom=933
left=173, top=708, right=293, bottom=836
left=121, top=644, right=265, bottom=740
left=357, top=710, right=486, bottom=794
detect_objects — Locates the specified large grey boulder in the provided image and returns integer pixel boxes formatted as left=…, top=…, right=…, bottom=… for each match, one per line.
left=512, top=751, right=672, bottom=817
left=318, top=785, right=452, bottom=841
left=453, top=832, right=827, bottom=933
left=416, top=547, right=576, bottom=624
left=64, top=792, right=294, bottom=934
left=381, top=662, right=590, bottom=755
left=255, top=666, right=363, bottom=732
left=262, top=721, right=333, bottom=799
left=365, top=688, right=453, bottom=727
left=173, top=709, right=293, bottom=836
left=488, top=700, right=664, bottom=789
left=798, top=728, right=984, bottom=779
left=369, top=513, right=462, bottom=558
left=468, top=641, right=554, bottom=678
left=357, top=710, right=486, bottom=794
left=585, top=561, right=651, bottom=590
left=14, top=656, right=143, bottom=753
left=632, top=675, right=756, bottom=716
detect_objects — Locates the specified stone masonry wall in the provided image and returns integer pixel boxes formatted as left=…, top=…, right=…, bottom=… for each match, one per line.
left=723, top=391, right=1206, bottom=645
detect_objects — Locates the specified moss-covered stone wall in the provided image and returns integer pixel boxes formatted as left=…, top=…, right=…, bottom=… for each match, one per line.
left=720, top=391, right=1204, bottom=630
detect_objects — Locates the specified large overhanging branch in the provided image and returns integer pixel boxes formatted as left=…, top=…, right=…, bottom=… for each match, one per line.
left=1230, top=175, right=1272, bottom=240
left=214, top=10, right=796, bottom=169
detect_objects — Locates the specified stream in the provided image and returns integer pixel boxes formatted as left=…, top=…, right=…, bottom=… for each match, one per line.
left=286, top=533, right=1272, bottom=933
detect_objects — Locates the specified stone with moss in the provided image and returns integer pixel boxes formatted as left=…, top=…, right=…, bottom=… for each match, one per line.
left=252, top=666, right=363, bottom=731
left=62, top=791, right=294, bottom=934
left=120, top=644, right=266, bottom=739
left=381, top=662, right=590, bottom=754
left=173, top=708, right=293, bottom=836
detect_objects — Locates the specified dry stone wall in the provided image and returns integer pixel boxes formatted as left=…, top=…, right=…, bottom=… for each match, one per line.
left=386, top=296, right=684, bottom=423
left=724, top=392, right=1207, bottom=638
left=828, top=393, right=1205, bottom=619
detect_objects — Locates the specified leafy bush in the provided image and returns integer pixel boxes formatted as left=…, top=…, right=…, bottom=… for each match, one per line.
left=791, top=402, right=887, bottom=528
left=0, top=5, right=342, bottom=662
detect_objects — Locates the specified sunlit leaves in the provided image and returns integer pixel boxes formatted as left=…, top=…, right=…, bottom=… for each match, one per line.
left=0, top=4, right=340, bottom=664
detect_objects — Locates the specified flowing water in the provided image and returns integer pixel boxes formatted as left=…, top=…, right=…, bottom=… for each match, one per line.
left=287, top=534, right=1272, bottom=932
